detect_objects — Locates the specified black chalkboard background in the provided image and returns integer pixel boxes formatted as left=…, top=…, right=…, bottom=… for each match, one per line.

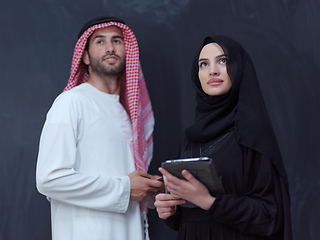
left=1, top=0, right=319, bottom=239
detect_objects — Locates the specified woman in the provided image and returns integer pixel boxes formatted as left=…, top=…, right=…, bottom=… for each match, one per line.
left=154, top=36, right=293, bottom=240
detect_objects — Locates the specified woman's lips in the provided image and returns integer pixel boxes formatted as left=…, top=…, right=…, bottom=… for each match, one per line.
left=207, top=78, right=223, bottom=86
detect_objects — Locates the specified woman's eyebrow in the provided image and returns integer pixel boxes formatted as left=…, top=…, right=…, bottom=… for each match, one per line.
left=198, top=54, right=227, bottom=62
left=215, top=54, right=227, bottom=59
left=198, top=58, right=208, bottom=62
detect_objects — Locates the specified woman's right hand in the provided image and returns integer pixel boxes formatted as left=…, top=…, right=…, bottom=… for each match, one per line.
left=154, top=193, right=185, bottom=219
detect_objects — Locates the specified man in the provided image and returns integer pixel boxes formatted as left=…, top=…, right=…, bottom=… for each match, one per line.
left=36, top=16, right=163, bottom=240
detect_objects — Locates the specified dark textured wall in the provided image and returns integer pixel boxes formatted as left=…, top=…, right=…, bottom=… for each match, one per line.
left=0, top=0, right=319, bottom=239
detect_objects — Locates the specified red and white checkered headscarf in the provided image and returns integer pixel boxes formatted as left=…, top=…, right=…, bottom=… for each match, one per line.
left=63, top=21, right=154, bottom=214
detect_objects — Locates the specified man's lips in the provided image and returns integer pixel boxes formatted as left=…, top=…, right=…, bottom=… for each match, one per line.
left=207, top=78, right=223, bottom=86
left=103, top=55, right=118, bottom=63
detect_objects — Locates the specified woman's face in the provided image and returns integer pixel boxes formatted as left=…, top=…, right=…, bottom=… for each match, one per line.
left=198, top=43, right=232, bottom=96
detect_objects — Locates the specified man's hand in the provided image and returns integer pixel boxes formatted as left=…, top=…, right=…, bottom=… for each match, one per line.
left=128, top=170, right=164, bottom=201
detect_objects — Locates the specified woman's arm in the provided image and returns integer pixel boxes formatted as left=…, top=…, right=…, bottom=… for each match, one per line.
left=159, top=167, right=215, bottom=210
left=207, top=152, right=285, bottom=236
left=158, top=150, right=287, bottom=236
left=154, top=193, right=185, bottom=219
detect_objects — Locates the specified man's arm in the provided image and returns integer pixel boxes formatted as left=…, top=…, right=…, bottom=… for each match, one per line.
left=36, top=93, right=131, bottom=213
left=128, top=170, right=163, bottom=201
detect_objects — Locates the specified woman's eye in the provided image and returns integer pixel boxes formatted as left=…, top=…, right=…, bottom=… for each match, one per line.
left=97, top=40, right=103, bottom=44
left=199, top=62, right=208, bottom=68
left=219, top=58, right=227, bottom=64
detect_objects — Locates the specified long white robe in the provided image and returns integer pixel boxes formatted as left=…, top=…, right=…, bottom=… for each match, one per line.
left=36, top=83, right=145, bottom=240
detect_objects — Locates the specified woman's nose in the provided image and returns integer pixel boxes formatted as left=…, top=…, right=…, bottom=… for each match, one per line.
left=209, top=63, right=219, bottom=76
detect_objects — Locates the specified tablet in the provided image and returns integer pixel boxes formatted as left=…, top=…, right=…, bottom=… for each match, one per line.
left=161, top=157, right=225, bottom=208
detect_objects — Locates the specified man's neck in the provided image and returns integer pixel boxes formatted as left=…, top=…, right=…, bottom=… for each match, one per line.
left=87, top=73, right=121, bottom=95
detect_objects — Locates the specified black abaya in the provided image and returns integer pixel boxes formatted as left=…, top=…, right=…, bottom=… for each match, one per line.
left=165, top=130, right=291, bottom=239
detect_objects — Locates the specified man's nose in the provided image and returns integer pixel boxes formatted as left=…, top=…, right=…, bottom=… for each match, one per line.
left=105, top=41, right=115, bottom=53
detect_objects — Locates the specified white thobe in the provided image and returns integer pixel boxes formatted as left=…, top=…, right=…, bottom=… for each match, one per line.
left=36, top=83, right=145, bottom=240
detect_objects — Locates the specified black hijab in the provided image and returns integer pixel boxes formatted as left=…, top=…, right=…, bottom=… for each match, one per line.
left=186, top=35, right=289, bottom=190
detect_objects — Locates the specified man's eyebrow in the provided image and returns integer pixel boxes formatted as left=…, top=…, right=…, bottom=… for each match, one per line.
left=112, top=35, right=124, bottom=40
left=93, top=35, right=105, bottom=40
left=92, top=35, right=124, bottom=40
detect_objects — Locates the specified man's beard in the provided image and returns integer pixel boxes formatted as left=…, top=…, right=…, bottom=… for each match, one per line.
left=89, top=54, right=125, bottom=77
